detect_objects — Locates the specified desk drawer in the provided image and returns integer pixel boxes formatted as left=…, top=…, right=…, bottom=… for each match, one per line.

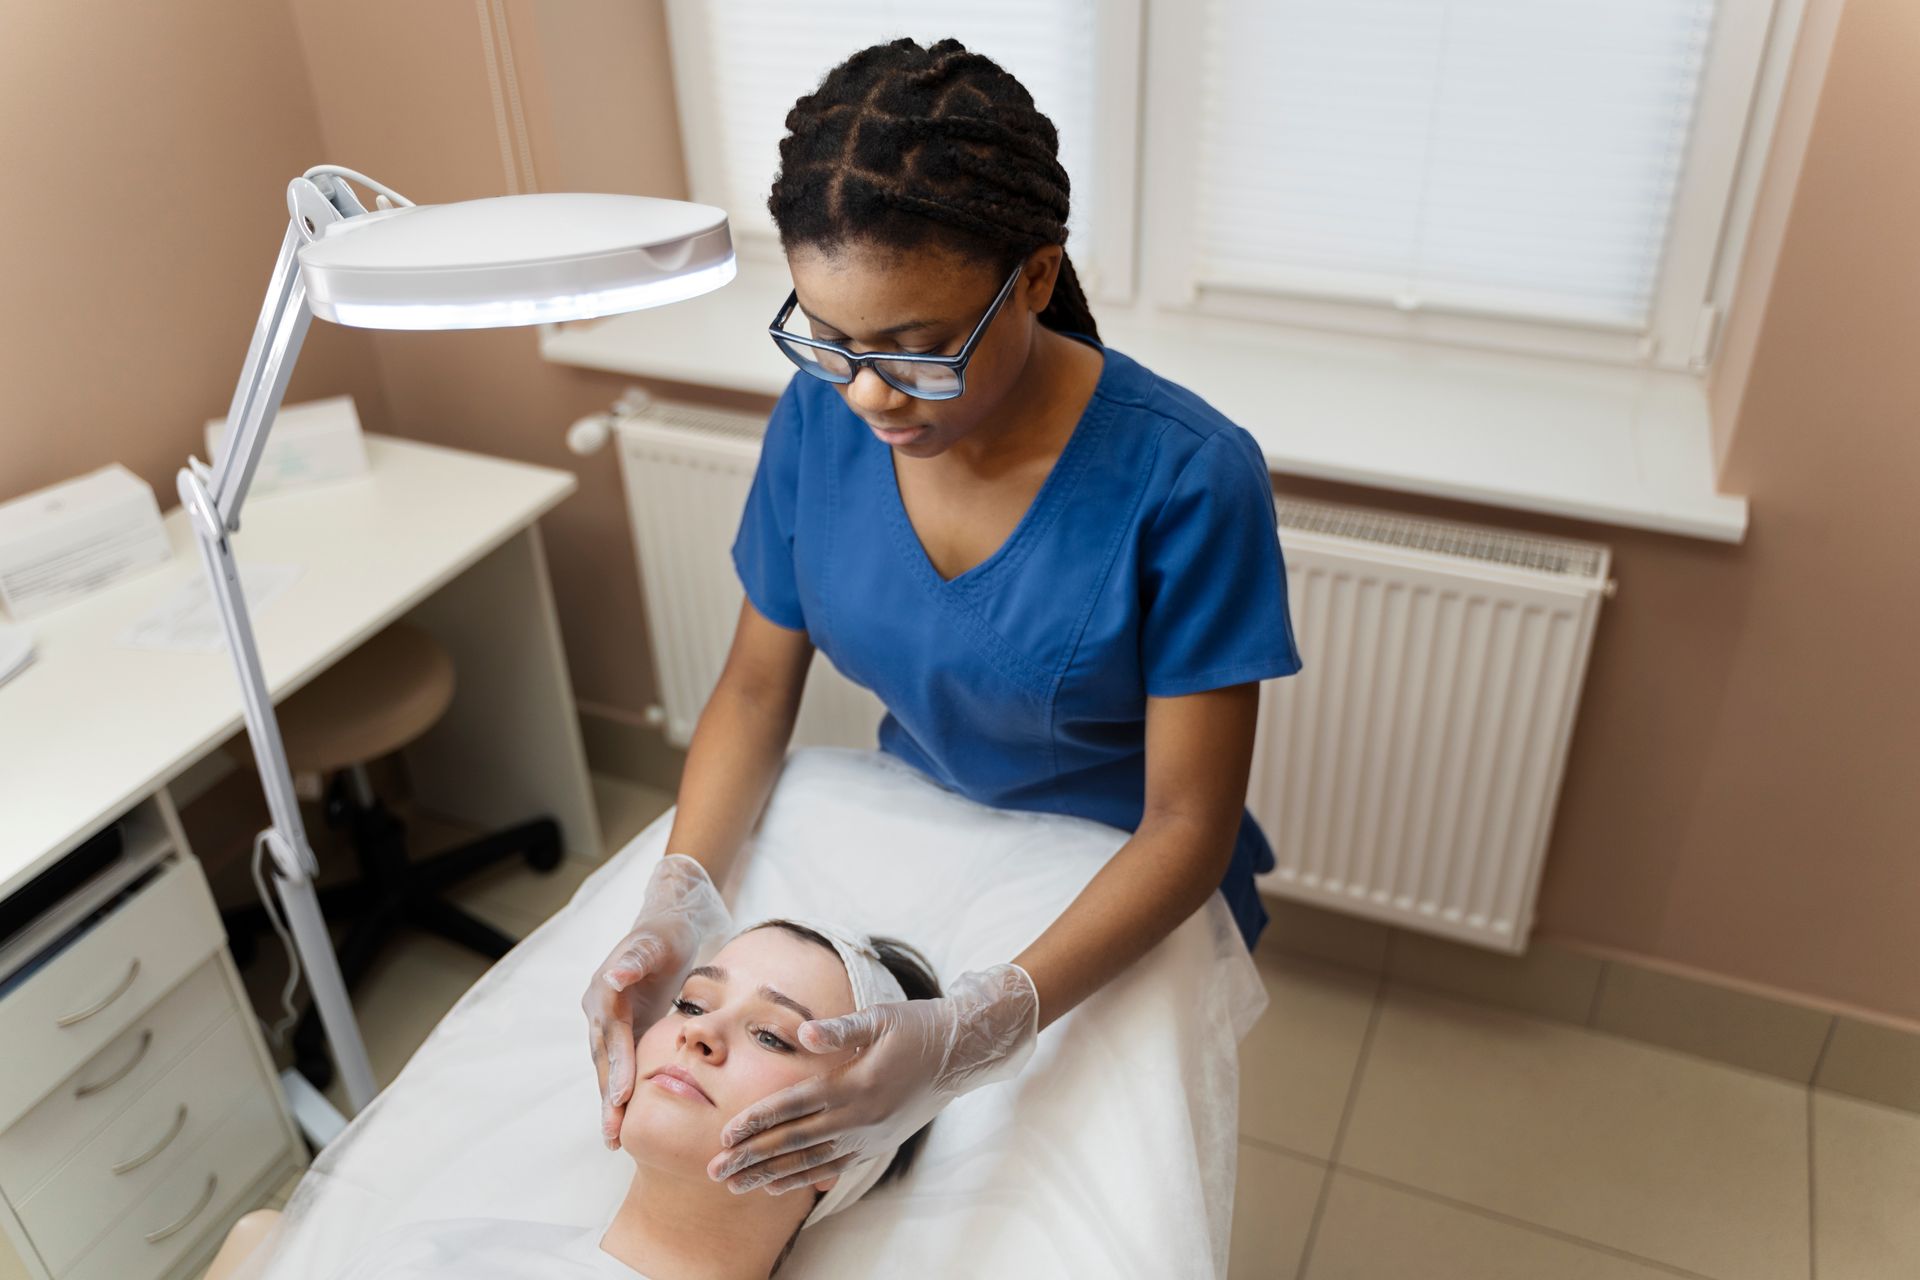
left=63, top=1088, right=285, bottom=1280
left=0, top=858, right=223, bottom=1131
left=18, top=1014, right=276, bottom=1275
left=0, top=960, right=231, bottom=1200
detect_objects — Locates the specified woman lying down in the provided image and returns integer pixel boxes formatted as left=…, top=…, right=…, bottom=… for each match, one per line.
left=204, top=919, right=941, bottom=1280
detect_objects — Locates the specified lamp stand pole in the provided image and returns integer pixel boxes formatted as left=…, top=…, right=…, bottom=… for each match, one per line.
left=177, top=174, right=389, bottom=1123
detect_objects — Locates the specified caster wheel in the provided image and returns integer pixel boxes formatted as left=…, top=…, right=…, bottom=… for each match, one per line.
left=525, top=825, right=563, bottom=874
left=296, top=1052, right=334, bottom=1092
left=226, top=929, right=257, bottom=968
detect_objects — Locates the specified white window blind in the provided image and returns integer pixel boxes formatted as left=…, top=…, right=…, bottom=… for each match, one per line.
left=1195, top=0, right=1719, bottom=331
left=671, top=2, right=1099, bottom=265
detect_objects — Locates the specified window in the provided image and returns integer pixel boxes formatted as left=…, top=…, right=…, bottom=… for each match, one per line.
left=665, top=1, right=1797, bottom=372
left=1144, top=0, right=1791, bottom=369
left=662, top=0, right=1142, bottom=302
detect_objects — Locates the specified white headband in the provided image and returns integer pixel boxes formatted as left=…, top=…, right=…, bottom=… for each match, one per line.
left=740, top=918, right=909, bottom=1227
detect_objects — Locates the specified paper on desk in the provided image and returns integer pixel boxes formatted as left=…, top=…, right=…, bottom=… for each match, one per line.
left=118, top=562, right=305, bottom=653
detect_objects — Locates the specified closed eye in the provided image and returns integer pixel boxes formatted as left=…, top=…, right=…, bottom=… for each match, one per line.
left=811, top=330, right=945, bottom=357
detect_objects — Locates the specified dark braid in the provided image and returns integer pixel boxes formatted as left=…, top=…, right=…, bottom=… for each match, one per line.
left=766, top=37, right=1100, bottom=343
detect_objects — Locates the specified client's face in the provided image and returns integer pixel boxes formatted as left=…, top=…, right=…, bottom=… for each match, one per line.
left=620, top=928, right=855, bottom=1181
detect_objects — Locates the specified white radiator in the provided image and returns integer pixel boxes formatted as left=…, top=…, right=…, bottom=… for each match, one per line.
left=608, top=396, right=1610, bottom=953
left=612, top=398, right=886, bottom=752
left=1251, top=501, right=1609, bottom=952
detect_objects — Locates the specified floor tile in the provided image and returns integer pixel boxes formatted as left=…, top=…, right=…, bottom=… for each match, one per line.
left=445, top=847, right=597, bottom=938
left=1813, top=1091, right=1920, bottom=1279
left=437, top=772, right=666, bottom=936
left=1230, top=1142, right=1325, bottom=1279
left=1239, top=949, right=1380, bottom=1159
left=320, top=929, right=491, bottom=1114
left=1305, top=1172, right=1703, bottom=1279
left=0, top=1232, right=31, bottom=1280
left=592, top=773, right=673, bottom=855
left=1340, top=987, right=1809, bottom=1280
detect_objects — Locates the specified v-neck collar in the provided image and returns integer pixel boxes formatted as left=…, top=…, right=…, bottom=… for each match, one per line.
left=878, top=334, right=1119, bottom=592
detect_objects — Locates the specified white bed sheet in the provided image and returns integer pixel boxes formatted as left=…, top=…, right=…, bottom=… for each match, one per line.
left=239, top=748, right=1266, bottom=1279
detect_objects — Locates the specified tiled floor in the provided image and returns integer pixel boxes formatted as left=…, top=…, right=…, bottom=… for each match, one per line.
left=1230, top=943, right=1920, bottom=1279
left=212, top=777, right=1920, bottom=1279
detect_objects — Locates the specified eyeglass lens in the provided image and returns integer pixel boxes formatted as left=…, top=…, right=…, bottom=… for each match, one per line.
left=775, top=337, right=962, bottom=397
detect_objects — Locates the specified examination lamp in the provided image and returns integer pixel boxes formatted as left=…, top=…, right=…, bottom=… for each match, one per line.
left=179, top=167, right=733, bottom=1128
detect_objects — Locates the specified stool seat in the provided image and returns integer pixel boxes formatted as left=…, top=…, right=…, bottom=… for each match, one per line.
left=251, top=622, right=454, bottom=775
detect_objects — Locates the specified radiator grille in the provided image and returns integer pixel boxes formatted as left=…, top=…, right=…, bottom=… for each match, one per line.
left=1275, top=497, right=1608, bottom=582
left=634, top=401, right=768, bottom=444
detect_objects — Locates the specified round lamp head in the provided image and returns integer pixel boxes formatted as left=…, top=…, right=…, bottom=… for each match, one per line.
left=297, top=192, right=734, bottom=330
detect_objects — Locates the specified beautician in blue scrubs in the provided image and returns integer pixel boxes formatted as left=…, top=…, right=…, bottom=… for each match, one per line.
left=583, top=37, right=1301, bottom=1196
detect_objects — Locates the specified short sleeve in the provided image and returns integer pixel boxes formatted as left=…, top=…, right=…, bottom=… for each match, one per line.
left=730, top=377, right=809, bottom=631
left=1141, top=431, right=1303, bottom=697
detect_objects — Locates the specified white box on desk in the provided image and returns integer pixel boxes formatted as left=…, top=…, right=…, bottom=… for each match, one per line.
left=205, top=394, right=369, bottom=497
left=0, top=465, right=171, bottom=620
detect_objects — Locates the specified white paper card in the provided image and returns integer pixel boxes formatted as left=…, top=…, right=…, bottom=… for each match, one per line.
left=119, top=562, right=305, bottom=653
left=205, top=395, right=369, bottom=497
left=0, top=464, right=171, bottom=619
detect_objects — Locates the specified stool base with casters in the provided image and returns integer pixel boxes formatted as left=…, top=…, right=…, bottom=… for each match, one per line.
left=217, top=622, right=566, bottom=1091
left=225, top=766, right=563, bottom=1089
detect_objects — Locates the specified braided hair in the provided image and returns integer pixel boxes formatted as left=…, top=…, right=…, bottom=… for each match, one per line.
left=766, top=36, right=1099, bottom=343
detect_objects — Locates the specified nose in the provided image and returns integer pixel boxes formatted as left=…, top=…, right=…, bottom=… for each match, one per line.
left=677, top=1012, right=724, bottom=1062
left=845, top=365, right=909, bottom=416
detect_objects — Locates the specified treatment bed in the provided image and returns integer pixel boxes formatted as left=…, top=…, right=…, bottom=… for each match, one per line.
left=234, top=747, right=1266, bottom=1278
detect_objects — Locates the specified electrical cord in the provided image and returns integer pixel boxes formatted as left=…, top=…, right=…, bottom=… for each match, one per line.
left=250, top=829, right=305, bottom=1049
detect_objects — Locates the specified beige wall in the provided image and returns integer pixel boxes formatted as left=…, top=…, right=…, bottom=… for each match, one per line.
left=5, top=2, right=1915, bottom=1024
left=0, top=0, right=392, bottom=505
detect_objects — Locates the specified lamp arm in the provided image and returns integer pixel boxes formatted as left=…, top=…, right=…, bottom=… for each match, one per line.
left=172, top=172, right=412, bottom=1115
left=206, top=221, right=312, bottom=526
left=208, top=165, right=405, bottom=524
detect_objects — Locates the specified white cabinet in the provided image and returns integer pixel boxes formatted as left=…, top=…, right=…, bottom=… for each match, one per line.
left=0, top=797, right=304, bottom=1280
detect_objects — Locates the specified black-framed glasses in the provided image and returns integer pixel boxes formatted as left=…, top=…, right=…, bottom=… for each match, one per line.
left=767, top=260, right=1024, bottom=401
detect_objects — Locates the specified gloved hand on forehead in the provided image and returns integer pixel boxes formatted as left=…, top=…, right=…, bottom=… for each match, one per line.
left=583, top=854, right=733, bottom=1149
left=706, top=963, right=1040, bottom=1196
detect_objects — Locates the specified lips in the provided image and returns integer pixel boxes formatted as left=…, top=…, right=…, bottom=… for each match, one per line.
left=646, top=1064, right=714, bottom=1105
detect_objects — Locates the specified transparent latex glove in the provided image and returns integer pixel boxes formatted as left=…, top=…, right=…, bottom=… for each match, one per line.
left=706, top=963, right=1040, bottom=1194
left=584, top=854, right=732, bottom=1148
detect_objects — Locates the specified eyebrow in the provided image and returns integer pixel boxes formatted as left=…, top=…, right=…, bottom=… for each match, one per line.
left=796, top=303, right=944, bottom=338
left=759, top=986, right=815, bottom=1022
left=681, top=965, right=815, bottom=1022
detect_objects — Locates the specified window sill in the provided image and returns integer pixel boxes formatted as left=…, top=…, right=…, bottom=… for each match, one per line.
left=540, top=255, right=1748, bottom=544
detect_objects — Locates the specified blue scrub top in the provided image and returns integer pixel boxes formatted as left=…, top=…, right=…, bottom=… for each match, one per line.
left=731, top=334, right=1303, bottom=948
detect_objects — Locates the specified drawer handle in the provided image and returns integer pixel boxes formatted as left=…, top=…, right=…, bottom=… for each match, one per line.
left=144, top=1172, right=217, bottom=1245
left=54, top=958, right=141, bottom=1028
left=113, top=1103, right=189, bottom=1175
left=75, top=1029, right=154, bottom=1099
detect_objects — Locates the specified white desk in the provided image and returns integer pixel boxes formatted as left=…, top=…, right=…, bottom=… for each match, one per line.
left=0, top=435, right=599, bottom=1280
left=0, top=434, right=600, bottom=893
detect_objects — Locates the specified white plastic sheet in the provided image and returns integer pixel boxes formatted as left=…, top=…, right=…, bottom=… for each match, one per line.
left=236, top=748, right=1266, bottom=1278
